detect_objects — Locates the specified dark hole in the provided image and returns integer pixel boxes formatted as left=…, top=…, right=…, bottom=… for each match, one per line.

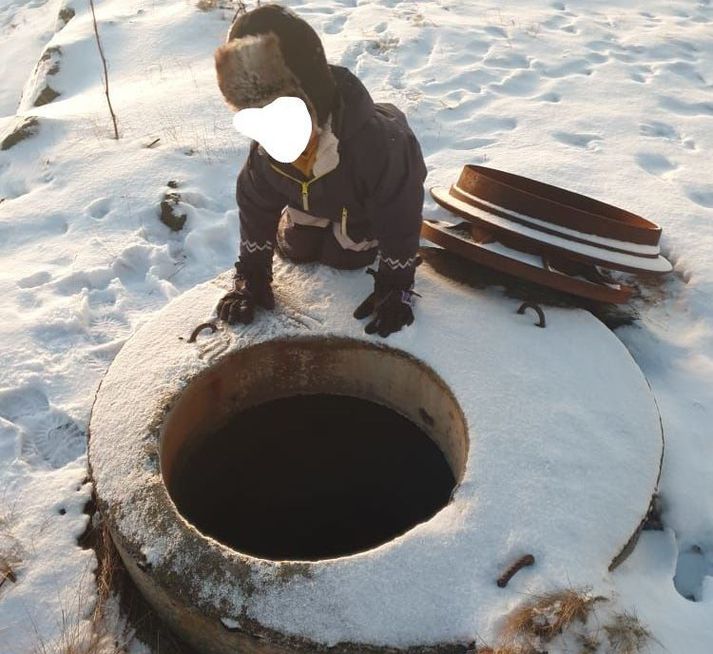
left=169, top=394, right=455, bottom=561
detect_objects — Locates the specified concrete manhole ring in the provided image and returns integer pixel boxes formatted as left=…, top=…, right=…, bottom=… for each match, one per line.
left=88, top=263, right=664, bottom=653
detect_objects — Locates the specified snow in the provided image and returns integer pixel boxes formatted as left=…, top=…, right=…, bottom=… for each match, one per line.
left=0, top=0, right=712, bottom=652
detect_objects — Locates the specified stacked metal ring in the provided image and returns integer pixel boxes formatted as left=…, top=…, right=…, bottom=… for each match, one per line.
left=423, top=165, right=672, bottom=303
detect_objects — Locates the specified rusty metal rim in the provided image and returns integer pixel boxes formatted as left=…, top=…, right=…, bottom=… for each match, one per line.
left=453, top=165, right=662, bottom=246
left=430, top=189, right=672, bottom=275
left=446, top=185, right=659, bottom=257
left=421, top=220, right=633, bottom=304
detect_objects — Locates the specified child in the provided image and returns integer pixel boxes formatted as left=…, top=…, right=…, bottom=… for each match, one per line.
left=214, top=3, right=427, bottom=337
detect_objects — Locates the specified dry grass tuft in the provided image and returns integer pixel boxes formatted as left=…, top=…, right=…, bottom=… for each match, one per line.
left=500, top=588, right=606, bottom=645
left=604, top=611, right=652, bottom=654
left=92, top=520, right=121, bottom=630
left=0, top=555, right=18, bottom=587
left=0, top=501, right=22, bottom=591
left=490, top=589, right=654, bottom=654
left=28, top=505, right=193, bottom=654
left=29, top=517, right=128, bottom=654
left=91, top=514, right=198, bottom=654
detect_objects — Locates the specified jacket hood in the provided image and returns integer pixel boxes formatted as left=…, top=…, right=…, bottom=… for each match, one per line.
left=329, top=65, right=376, bottom=141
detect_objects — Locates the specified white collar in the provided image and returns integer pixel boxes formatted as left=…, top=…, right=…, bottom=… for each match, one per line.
left=258, top=113, right=341, bottom=177
left=311, top=113, right=340, bottom=178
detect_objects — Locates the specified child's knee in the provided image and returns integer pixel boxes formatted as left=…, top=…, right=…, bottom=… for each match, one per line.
left=319, top=231, right=378, bottom=270
left=276, top=216, right=324, bottom=263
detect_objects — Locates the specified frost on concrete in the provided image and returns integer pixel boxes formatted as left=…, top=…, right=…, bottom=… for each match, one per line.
left=89, top=264, right=663, bottom=649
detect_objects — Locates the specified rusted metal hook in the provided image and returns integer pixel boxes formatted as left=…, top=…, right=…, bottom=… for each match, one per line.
left=497, top=554, right=535, bottom=588
left=517, top=302, right=546, bottom=328
left=187, top=321, right=218, bottom=343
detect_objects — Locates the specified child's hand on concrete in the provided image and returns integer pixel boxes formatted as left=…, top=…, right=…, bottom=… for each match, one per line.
left=216, top=261, right=274, bottom=325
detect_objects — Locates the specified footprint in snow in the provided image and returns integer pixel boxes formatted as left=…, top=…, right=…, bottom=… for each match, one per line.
left=628, top=64, right=653, bottom=84
left=674, top=544, right=713, bottom=602
left=21, top=414, right=86, bottom=469
left=659, top=95, right=713, bottom=116
left=553, top=131, right=602, bottom=150
left=0, top=385, right=86, bottom=469
left=538, top=58, right=592, bottom=78
left=16, top=270, right=52, bottom=289
left=322, top=13, right=346, bottom=35
left=585, top=52, right=608, bottom=64
left=640, top=122, right=679, bottom=140
left=339, top=40, right=370, bottom=68
left=635, top=152, right=678, bottom=177
left=387, top=68, right=405, bottom=90
left=489, top=70, right=542, bottom=97
left=86, top=196, right=112, bottom=220
left=657, top=61, right=707, bottom=85
left=0, top=175, right=29, bottom=201
left=584, top=38, right=616, bottom=52
left=51, top=267, right=113, bottom=296
left=542, top=14, right=567, bottom=29
left=542, top=14, right=577, bottom=32
left=0, top=417, right=22, bottom=469
left=639, top=121, right=695, bottom=149
left=422, top=69, right=487, bottom=94
left=685, top=186, right=713, bottom=209
left=0, top=385, right=49, bottom=423
left=474, top=115, right=518, bottom=133
left=484, top=25, right=508, bottom=39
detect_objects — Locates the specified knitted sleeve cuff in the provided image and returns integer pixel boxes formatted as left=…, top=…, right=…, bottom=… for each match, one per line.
left=236, top=242, right=274, bottom=285
left=376, top=251, right=420, bottom=289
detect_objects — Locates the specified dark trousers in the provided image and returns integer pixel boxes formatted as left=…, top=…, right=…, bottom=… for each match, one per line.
left=276, top=215, right=378, bottom=270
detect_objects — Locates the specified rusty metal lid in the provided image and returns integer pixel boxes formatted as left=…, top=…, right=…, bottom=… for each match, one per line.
left=421, top=220, right=633, bottom=304
left=431, top=165, right=672, bottom=275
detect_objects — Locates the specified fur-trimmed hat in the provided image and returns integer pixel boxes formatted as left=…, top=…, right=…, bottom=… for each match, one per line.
left=215, top=4, right=337, bottom=127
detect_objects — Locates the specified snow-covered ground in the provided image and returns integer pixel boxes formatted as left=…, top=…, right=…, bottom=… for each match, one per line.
left=1, top=0, right=712, bottom=652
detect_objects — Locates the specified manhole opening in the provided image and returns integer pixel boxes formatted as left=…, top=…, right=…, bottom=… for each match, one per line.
left=160, top=338, right=469, bottom=562
left=170, top=393, right=454, bottom=561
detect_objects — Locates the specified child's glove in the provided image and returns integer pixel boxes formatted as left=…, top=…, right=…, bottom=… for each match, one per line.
left=217, top=260, right=274, bottom=324
left=353, top=261, right=421, bottom=337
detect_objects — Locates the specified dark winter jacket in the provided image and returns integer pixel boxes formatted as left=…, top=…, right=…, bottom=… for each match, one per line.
left=236, top=64, right=428, bottom=281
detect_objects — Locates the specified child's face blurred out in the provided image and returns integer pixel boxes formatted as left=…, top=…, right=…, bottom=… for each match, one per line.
left=233, top=96, right=316, bottom=163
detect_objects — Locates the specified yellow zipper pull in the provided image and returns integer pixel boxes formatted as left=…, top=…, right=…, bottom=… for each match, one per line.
left=341, top=207, right=348, bottom=236
left=301, top=181, right=309, bottom=211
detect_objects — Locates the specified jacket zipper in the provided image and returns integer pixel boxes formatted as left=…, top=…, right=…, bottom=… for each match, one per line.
left=341, top=207, right=348, bottom=236
left=268, top=163, right=335, bottom=213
